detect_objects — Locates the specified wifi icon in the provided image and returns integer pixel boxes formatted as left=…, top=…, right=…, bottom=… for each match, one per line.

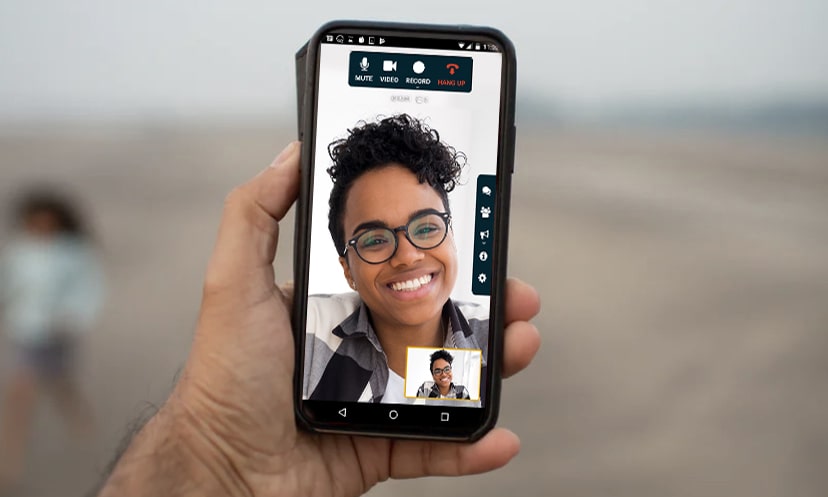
left=458, top=42, right=465, bottom=48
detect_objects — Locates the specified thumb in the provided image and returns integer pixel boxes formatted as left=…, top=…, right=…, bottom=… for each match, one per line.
left=204, top=141, right=301, bottom=293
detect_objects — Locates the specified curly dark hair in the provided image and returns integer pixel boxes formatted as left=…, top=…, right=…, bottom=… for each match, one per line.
left=429, top=349, right=454, bottom=371
left=326, top=114, right=465, bottom=256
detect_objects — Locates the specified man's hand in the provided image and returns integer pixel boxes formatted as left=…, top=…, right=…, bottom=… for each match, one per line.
left=99, top=142, right=541, bottom=497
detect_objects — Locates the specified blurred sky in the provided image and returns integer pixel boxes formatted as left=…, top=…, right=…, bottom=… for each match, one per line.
left=1, top=0, right=827, bottom=121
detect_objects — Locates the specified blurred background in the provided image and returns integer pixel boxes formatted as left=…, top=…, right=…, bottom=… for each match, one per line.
left=1, top=1, right=827, bottom=496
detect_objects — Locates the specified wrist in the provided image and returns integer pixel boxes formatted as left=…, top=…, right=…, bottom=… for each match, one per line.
left=98, top=397, right=252, bottom=497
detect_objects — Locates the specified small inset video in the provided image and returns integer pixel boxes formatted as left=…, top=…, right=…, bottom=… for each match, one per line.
left=404, top=346, right=482, bottom=402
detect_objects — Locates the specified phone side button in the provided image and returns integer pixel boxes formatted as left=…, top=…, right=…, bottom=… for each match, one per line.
left=508, top=125, right=516, bottom=173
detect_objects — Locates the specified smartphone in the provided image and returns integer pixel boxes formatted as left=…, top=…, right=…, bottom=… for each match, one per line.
left=293, top=20, right=516, bottom=441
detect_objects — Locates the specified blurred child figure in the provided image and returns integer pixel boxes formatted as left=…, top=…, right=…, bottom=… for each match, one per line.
left=0, top=189, right=103, bottom=488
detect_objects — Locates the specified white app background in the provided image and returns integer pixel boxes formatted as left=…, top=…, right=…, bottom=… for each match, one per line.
left=309, top=43, right=503, bottom=307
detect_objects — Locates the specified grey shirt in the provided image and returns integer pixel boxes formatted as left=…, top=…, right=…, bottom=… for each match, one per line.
left=302, top=293, right=489, bottom=403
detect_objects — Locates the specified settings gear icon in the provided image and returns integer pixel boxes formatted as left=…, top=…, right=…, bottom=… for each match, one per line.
left=477, top=273, right=487, bottom=284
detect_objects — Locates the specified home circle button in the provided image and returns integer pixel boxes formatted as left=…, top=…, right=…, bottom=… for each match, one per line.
left=388, top=409, right=399, bottom=420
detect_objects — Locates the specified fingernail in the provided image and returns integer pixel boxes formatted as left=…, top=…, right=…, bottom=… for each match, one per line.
left=271, top=141, right=299, bottom=168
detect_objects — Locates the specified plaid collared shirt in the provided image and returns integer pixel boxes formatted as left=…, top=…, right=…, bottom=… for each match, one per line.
left=415, top=381, right=471, bottom=399
left=302, top=292, right=489, bottom=403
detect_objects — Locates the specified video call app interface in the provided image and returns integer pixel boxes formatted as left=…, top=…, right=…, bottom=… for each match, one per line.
left=304, top=31, right=505, bottom=412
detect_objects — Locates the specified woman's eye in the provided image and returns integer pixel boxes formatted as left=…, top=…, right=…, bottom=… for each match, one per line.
left=414, top=224, right=440, bottom=236
left=360, top=234, right=390, bottom=248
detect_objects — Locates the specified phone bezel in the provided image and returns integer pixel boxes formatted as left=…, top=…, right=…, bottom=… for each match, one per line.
left=293, top=20, right=516, bottom=441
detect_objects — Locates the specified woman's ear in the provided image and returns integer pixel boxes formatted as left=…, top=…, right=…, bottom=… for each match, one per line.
left=339, top=256, right=356, bottom=290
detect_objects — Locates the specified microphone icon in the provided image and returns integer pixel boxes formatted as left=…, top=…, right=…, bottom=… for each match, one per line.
left=360, top=57, right=369, bottom=71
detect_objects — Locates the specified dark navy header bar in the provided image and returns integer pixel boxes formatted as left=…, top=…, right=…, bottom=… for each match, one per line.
left=349, top=52, right=473, bottom=93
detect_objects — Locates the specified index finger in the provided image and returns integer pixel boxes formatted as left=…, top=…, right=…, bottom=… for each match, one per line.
left=502, top=277, right=542, bottom=378
left=505, top=277, right=541, bottom=323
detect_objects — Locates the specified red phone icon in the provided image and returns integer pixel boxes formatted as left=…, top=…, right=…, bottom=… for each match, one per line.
left=446, top=63, right=460, bottom=75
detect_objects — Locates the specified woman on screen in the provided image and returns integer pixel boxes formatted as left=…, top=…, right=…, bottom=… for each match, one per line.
left=303, top=114, right=488, bottom=404
left=416, top=349, right=471, bottom=400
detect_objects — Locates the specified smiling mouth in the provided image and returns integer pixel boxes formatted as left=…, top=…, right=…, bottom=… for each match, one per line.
left=388, top=273, right=433, bottom=292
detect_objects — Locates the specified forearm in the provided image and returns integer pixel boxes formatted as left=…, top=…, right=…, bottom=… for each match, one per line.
left=98, top=398, right=252, bottom=497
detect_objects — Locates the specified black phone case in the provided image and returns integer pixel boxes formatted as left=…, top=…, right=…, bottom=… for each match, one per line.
left=293, top=20, right=517, bottom=442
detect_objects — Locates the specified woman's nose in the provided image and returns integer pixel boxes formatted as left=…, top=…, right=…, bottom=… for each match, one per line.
left=389, top=232, right=424, bottom=266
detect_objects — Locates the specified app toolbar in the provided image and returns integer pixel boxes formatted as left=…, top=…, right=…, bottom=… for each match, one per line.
left=349, top=52, right=473, bottom=93
left=472, top=175, right=496, bottom=295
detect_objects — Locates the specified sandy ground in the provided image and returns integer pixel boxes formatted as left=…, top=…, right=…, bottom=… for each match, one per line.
left=0, top=122, right=826, bottom=496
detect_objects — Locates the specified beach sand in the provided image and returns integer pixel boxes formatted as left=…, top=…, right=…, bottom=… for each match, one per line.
left=0, top=123, right=826, bottom=496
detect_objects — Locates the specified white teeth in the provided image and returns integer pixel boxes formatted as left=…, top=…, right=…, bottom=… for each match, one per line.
left=390, top=274, right=432, bottom=292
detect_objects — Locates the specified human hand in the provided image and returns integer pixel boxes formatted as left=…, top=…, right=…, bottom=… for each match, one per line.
left=99, top=142, right=541, bottom=497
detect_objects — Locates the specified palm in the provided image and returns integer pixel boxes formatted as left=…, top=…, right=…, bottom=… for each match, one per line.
left=194, top=285, right=392, bottom=496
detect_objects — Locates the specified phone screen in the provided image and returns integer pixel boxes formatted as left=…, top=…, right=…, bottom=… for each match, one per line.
left=297, top=25, right=513, bottom=439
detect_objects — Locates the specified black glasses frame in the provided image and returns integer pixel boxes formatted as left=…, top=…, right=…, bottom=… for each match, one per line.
left=342, top=210, right=451, bottom=265
left=432, top=365, right=453, bottom=376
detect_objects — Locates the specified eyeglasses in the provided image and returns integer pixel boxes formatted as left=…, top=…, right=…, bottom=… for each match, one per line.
left=432, top=365, right=452, bottom=376
left=343, top=210, right=451, bottom=265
